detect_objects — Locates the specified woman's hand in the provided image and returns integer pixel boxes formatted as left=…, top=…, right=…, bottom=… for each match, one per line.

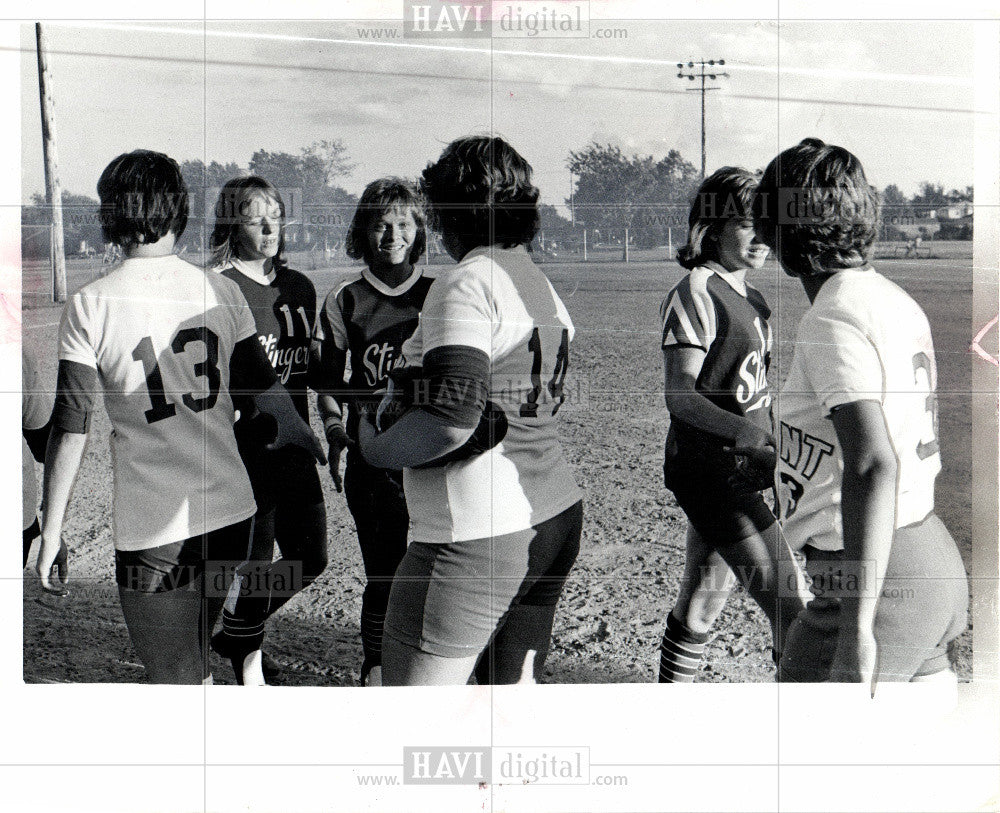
left=724, top=423, right=777, bottom=495
left=325, top=421, right=355, bottom=493
left=36, top=534, right=69, bottom=596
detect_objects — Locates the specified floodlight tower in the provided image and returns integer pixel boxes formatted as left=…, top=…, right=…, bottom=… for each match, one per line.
left=676, top=59, right=729, bottom=179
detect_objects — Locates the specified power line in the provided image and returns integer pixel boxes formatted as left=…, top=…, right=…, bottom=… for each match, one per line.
left=0, top=44, right=983, bottom=117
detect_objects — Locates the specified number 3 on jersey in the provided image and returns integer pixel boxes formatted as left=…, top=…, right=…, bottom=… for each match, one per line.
left=912, top=350, right=939, bottom=460
left=520, top=327, right=570, bottom=418
left=132, top=328, right=221, bottom=424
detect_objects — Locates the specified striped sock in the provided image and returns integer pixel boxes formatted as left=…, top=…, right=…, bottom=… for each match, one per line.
left=658, top=612, right=711, bottom=683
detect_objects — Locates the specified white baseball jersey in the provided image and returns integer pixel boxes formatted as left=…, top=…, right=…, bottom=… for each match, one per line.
left=401, top=245, right=581, bottom=543
left=777, top=267, right=941, bottom=551
left=57, top=254, right=257, bottom=551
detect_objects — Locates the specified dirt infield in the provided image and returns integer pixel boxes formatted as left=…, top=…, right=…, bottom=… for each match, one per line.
left=21, top=255, right=975, bottom=684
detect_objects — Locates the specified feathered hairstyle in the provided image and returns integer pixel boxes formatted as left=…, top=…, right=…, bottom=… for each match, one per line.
left=97, top=149, right=188, bottom=247
left=421, top=135, right=540, bottom=251
left=208, top=176, right=288, bottom=269
left=677, top=166, right=760, bottom=270
left=753, top=138, right=879, bottom=277
left=345, top=178, right=427, bottom=266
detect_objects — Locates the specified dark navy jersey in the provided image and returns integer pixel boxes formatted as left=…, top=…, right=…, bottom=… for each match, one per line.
left=319, top=267, right=433, bottom=439
left=660, top=263, right=773, bottom=451
left=220, top=263, right=317, bottom=423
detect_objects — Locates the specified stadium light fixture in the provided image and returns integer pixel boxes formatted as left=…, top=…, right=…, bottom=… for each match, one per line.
left=675, top=58, right=730, bottom=179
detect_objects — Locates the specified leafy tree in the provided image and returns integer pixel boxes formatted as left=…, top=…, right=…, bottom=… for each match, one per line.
left=22, top=192, right=103, bottom=260
left=180, top=160, right=244, bottom=251
left=567, top=143, right=699, bottom=255
left=911, top=182, right=949, bottom=209
left=249, top=141, right=357, bottom=250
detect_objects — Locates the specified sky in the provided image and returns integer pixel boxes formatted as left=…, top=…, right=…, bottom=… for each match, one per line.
left=20, top=16, right=979, bottom=213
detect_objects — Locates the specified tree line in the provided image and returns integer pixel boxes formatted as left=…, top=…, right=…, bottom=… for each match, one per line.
left=22, top=139, right=974, bottom=262
left=22, top=140, right=358, bottom=260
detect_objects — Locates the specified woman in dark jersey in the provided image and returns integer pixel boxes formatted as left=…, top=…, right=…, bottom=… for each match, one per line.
left=657, top=167, right=807, bottom=682
left=315, top=178, right=432, bottom=686
left=208, top=176, right=328, bottom=685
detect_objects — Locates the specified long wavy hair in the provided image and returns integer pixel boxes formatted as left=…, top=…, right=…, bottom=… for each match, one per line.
left=97, top=149, right=188, bottom=247
left=421, top=135, right=540, bottom=252
left=345, top=178, right=427, bottom=266
left=208, top=176, right=288, bottom=270
left=753, top=138, right=879, bottom=277
left=677, top=166, right=760, bottom=271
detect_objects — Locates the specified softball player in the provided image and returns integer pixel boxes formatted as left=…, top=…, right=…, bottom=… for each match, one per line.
left=36, top=150, right=324, bottom=684
left=657, top=167, right=806, bottom=682
left=358, top=136, right=582, bottom=686
left=207, top=177, right=328, bottom=686
left=755, top=138, right=969, bottom=683
left=315, top=178, right=432, bottom=687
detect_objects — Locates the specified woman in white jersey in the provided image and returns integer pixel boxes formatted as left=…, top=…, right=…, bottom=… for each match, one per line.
left=754, top=139, right=968, bottom=683
left=36, top=150, right=324, bottom=684
left=358, top=136, right=583, bottom=686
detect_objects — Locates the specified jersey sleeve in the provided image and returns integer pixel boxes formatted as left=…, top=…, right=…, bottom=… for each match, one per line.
left=548, top=278, right=575, bottom=341
left=419, top=263, right=494, bottom=356
left=57, top=292, right=98, bottom=370
left=319, top=286, right=350, bottom=351
left=660, top=275, right=716, bottom=351
left=799, top=310, right=884, bottom=412
left=212, top=273, right=257, bottom=344
left=400, top=317, right=424, bottom=367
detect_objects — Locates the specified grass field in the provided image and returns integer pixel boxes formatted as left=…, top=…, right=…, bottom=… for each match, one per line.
left=21, top=252, right=977, bottom=684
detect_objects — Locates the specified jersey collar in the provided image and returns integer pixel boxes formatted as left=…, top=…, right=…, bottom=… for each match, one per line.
left=703, top=261, right=748, bottom=297
left=362, top=265, right=423, bottom=296
left=227, top=258, right=277, bottom=286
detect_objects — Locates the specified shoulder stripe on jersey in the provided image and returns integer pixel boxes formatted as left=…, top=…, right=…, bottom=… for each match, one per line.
left=661, top=269, right=717, bottom=350
left=319, top=272, right=363, bottom=349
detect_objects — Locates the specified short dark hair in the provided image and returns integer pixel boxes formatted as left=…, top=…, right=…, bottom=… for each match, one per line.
left=753, top=138, right=879, bottom=277
left=97, top=150, right=188, bottom=247
left=421, top=136, right=539, bottom=250
left=677, top=166, right=759, bottom=270
left=346, top=178, right=427, bottom=266
left=208, top=176, right=288, bottom=269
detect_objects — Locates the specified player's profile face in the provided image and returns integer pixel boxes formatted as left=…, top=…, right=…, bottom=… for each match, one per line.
left=366, top=206, right=417, bottom=270
left=716, top=217, right=769, bottom=273
left=235, top=192, right=283, bottom=262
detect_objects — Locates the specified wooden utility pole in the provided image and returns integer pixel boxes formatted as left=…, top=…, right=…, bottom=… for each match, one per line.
left=676, top=59, right=729, bottom=179
left=36, top=23, right=66, bottom=302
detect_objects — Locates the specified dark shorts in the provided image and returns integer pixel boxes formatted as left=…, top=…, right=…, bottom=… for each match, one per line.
left=115, top=519, right=254, bottom=594
left=780, top=513, right=969, bottom=682
left=665, top=453, right=777, bottom=546
left=238, top=444, right=323, bottom=513
left=384, top=500, right=583, bottom=658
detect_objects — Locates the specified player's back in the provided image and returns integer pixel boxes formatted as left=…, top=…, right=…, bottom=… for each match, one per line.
left=810, top=267, right=941, bottom=523
left=401, top=245, right=580, bottom=542
left=59, top=253, right=257, bottom=549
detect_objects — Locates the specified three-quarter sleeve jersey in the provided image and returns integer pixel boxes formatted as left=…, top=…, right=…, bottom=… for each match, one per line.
left=777, top=267, right=942, bottom=551
left=660, top=263, right=774, bottom=445
left=400, top=245, right=582, bottom=543
left=318, top=266, right=433, bottom=440
left=219, top=262, right=317, bottom=423
left=57, top=254, right=257, bottom=551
